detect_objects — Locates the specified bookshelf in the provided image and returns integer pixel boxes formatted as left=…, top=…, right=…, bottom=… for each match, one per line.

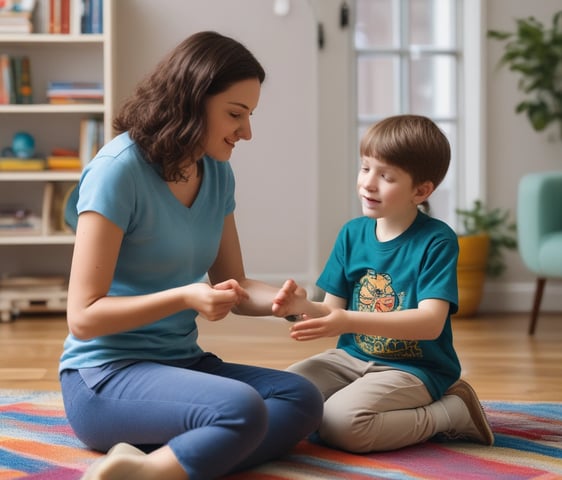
left=0, top=0, right=113, bottom=288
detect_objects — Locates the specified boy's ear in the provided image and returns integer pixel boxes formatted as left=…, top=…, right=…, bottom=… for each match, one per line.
left=414, top=181, right=435, bottom=204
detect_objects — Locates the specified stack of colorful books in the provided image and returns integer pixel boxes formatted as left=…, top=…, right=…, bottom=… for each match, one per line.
left=46, top=81, right=103, bottom=104
left=0, top=0, right=36, bottom=34
left=0, top=206, right=41, bottom=235
left=47, top=147, right=81, bottom=170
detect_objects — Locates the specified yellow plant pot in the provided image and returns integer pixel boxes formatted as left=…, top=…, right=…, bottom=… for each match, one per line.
left=454, top=234, right=490, bottom=318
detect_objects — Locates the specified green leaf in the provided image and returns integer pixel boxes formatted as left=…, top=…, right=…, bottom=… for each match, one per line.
left=456, top=200, right=518, bottom=278
left=488, top=11, right=562, bottom=138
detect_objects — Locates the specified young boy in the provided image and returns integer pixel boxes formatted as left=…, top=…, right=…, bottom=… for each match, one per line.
left=273, top=115, right=494, bottom=453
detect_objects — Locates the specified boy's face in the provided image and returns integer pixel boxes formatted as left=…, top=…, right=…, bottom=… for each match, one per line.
left=357, top=155, right=430, bottom=220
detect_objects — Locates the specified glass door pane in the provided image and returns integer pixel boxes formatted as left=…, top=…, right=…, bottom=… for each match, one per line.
left=357, top=56, right=399, bottom=118
left=409, top=54, right=456, bottom=117
left=355, top=0, right=397, bottom=48
left=354, top=0, right=462, bottom=225
left=409, top=0, right=456, bottom=47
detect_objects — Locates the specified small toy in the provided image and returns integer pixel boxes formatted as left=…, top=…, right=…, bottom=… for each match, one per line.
left=11, top=132, right=36, bottom=158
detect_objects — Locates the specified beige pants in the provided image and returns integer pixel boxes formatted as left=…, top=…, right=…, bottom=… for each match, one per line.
left=288, top=348, right=451, bottom=453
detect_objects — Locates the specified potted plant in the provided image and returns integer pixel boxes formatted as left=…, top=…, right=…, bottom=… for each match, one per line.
left=454, top=200, right=518, bottom=317
left=488, top=12, right=562, bottom=138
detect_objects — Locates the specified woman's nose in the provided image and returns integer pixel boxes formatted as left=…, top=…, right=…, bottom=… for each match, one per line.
left=237, top=120, right=252, bottom=140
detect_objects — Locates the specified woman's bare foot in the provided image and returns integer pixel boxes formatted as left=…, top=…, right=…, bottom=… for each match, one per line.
left=81, top=443, right=146, bottom=480
left=81, top=443, right=188, bottom=480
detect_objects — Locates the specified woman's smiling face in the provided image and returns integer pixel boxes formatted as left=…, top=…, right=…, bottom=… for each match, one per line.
left=202, top=78, right=261, bottom=161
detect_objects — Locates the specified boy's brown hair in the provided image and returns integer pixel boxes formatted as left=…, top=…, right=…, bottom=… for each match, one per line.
left=360, top=114, right=451, bottom=189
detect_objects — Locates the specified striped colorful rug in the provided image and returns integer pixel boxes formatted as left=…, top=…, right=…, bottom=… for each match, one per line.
left=1, top=390, right=561, bottom=479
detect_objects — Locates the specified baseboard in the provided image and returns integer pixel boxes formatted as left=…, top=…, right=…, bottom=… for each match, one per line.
left=480, top=280, right=562, bottom=313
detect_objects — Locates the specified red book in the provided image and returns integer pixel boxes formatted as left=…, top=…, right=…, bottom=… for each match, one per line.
left=49, top=0, right=61, bottom=34
left=60, top=0, right=70, bottom=34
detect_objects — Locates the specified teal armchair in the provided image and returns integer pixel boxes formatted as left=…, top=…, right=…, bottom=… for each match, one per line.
left=517, top=171, right=562, bottom=334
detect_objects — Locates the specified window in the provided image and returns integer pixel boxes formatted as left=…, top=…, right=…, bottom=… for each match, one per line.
left=353, top=0, right=477, bottom=226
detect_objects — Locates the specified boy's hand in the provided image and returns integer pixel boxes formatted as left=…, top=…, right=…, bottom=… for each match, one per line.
left=289, top=309, right=345, bottom=341
left=272, top=279, right=307, bottom=318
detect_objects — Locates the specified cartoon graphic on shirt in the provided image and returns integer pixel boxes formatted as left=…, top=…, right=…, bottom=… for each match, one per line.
left=352, top=269, right=422, bottom=359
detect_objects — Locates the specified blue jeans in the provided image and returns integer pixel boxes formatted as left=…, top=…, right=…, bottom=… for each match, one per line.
left=60, top=354, right=323, bottom=480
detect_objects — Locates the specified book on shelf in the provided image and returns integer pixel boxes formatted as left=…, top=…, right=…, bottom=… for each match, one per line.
left=0, top=206, right=31, bottom=225
left=42, top=180, right=76, bottom=234
left=79, top=117, right=103, bottom=168
left=0, top=55, right=33, bottom=105
left=51, top=147, right=78, bottom=156
left=16, top=55, right=32, bottom=103
left=47, top=80, right=103, bottom=93
left=46, top=155, right=81, bottom=170
left=48, top=0, right=74, bottom=34
left=0, top=274, right=67, bottom=290
left=0, top=157, right=46, bottom=170
left=0, top=20, right=32, bottom=33
left=0, top=221, right=41, bottom=235
left=0, top=0, right=36, bottom=33
left=0, top=54, right=11, bottom=105
left=48, top=0, right=60, bottom=33
left=69, top=0, right=81, bottom=34
left=48, top=96, right=103, bottom=104
left=60, top=0, right=68, bottom=33
left=0, top=205, right=41, bottom=235
left=46, top=80, right=103, bottom=104
left=81, top=0, right=101, bottom=34
left=47, top=147, right=81, bottom=170
left=46, top=0, right=100, bottom=35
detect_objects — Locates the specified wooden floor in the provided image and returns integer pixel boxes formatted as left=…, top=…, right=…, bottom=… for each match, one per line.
left=1, top=311, right=561, bottom=401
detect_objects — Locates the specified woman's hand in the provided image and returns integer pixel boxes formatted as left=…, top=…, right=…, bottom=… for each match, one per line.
left=188, top=280, right=249, bottom=321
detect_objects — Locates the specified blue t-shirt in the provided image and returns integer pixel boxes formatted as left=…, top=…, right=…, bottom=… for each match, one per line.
left=317, top=212, right=461, bottom=399
left=59, top=132, right=235, bottom=373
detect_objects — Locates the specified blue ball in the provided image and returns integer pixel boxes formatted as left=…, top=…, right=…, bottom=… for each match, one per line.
left=12, top=132, right=35, bottom=158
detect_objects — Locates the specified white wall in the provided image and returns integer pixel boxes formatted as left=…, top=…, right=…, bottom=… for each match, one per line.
left=309, top=0, right=354, bottom=293
left=483, top=0, right=562, bottom=312
left=114, top=0, right=353, bottom=294
left=112, top=0, right=561, bottom=312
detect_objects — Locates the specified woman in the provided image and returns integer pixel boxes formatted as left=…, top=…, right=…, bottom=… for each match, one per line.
left=60, top=31, right=323, bottom=480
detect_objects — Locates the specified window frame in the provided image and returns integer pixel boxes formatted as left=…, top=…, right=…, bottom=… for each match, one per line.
left=352, top=0, right=485, bottom=227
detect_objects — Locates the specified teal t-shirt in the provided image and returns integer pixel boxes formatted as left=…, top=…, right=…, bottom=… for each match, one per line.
left=317, top=212, right=461, bottom=399
left=59, top=132, right=235, bottom=372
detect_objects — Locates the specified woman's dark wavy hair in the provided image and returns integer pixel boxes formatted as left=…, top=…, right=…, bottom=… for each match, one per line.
left=113, top=31, right=266, bottom=182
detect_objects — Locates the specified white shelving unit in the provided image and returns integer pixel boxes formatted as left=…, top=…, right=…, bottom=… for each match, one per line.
left=0, top=0, right=113, bottom=282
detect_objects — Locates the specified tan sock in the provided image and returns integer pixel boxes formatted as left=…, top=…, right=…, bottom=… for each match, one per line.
left=427, top=395, right=465, bottom=434
left=441, top=394, right=470, bottom=429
